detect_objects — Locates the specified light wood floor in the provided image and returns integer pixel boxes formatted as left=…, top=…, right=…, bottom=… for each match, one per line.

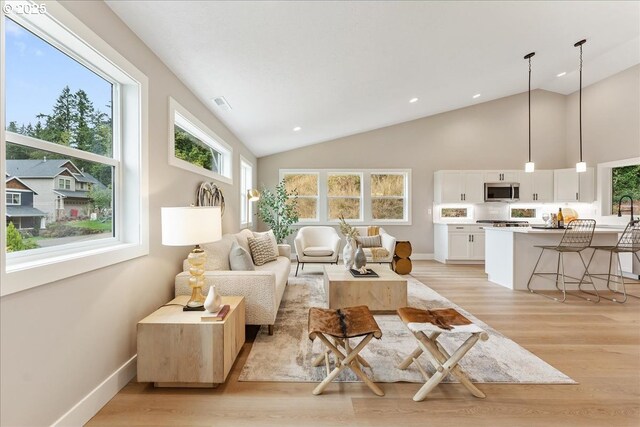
left=88, top=261, right=640, bottom=426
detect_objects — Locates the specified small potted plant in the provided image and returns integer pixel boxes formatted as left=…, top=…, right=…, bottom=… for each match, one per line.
left=257, top=180, right=299, bottom=257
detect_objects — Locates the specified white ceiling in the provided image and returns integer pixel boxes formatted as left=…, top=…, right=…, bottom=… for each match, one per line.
left=106, top=1, right=640, bottom=157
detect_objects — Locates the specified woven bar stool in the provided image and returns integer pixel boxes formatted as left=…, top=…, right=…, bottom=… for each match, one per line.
left=397, top=307, right=489, bottom=402
left=526, top=219, right=599, bottom=303
left=308, top=305, right=384, bottom=396
left=582, top=220, right=640, bottom=303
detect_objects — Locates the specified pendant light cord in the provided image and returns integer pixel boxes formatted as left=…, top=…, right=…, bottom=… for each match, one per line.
left=528, top=56, right=532, bottom=163
left=579, top=43, right=583, bottom=162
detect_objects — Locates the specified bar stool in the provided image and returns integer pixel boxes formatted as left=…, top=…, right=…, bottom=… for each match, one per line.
left=526, top=219, right=599, bottom=303
left=582, top=220, right=640, bottom=303
left=308, top=305, right=384, bottom=396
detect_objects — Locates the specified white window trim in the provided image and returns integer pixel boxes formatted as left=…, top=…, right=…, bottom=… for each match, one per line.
left=240, top=156, right=254, bottom=227
left=280, top=170, right=320, bottom=222
left=1, top=1, right=149, bottom=296
left=168, top=97, right=232, bottom=184
left=6, top=192, right=21, bottom=205
left=280, top=169, right=411, bottom=225
left=326, top=172, right=363, bottom=221
left=597, top=156, right=640, bottom=218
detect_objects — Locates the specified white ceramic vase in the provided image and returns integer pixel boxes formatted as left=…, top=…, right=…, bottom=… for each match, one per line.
left=204, top=285, right=222, bottom=313
left=343, top=238, right=356, bottom=270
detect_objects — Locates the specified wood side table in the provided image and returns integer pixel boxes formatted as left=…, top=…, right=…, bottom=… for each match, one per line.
left=137, top=295, right=245, bottom=387
left=393, top=241, right=413, bottom=274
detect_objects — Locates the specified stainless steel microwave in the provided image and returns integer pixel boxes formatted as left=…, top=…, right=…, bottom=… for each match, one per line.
left=484, top=182, right=520, bottom=202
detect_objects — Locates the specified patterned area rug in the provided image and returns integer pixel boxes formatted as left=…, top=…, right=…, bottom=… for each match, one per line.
left=239, top=272, right=576, bottom=384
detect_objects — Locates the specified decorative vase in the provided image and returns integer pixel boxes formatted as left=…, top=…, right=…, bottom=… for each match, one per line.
left=354, top=244, right=367, bottom=269
left=343, top=238, right=356, bottom=270
left=204, top=285, right=222, bottom=313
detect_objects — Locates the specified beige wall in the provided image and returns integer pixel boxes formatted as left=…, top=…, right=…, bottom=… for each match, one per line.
left=258, top=89, right=568, bottom=254
left=565, top=64, right=640, bottom=164
left=0, top=2, right=256, bottom=426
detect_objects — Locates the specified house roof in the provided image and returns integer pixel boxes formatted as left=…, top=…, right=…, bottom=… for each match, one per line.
left=5, top=176, right=38, bottom=194
left=54, top=190, right=92, bottom=199
left=6, top=206, right=46, bottom=218
left=6, top=159, right=82, bottom=179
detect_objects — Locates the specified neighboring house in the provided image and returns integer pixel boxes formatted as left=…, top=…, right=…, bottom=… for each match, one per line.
left=6, top=158, right=107, bottom=222
left=5, top=174, right=46, bottom=230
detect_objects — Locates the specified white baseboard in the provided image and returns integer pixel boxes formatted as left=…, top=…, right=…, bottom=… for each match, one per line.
left=52, top=355, right=137, bottom=427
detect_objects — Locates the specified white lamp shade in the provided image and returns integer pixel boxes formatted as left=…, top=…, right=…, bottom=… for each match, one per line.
left=161, top=206, right=222, bottom=246
left=576, top=162, right=587, bottom=173
left=525, top=162, right=535, bottom=173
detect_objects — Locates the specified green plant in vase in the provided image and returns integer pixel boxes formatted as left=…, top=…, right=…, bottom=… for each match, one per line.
left=257, top=180, right=299, bottom=243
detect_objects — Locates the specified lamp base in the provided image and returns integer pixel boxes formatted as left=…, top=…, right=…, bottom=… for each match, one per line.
left=183, top=305, right=205, bottom=312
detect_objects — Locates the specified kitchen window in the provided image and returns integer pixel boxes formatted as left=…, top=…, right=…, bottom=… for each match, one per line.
left=1, top=4, right=149, bottom=296
left=169, top=97, right=232, bottom=184
left=611, top=164, right=640, bottom=216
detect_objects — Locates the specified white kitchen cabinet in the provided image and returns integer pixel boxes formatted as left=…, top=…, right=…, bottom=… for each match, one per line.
left=554, top=168, right=595, bottom=203
left=434, top=171, right=484, bottom=203
left=485, top=171, right=518, bottom=183
left=434, top=224, right=485, bottom=263
left=517, top=170, right=554, bottom=202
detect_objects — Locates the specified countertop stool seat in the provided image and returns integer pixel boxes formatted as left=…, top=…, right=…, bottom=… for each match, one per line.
left=396, top=306, right=489, bottom=402
left=308, top=305, right=384, bottom=396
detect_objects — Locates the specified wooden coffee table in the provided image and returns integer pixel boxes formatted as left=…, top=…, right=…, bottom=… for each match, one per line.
left=323, top=265, right=408, bottom=313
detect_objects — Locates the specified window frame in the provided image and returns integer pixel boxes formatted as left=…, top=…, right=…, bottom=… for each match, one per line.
left=370, top=171, right=409, bottom=223
left=168, top=97, right=233, bottom=184
left=1, top=1, right=149, bottom=296
left=57, top=177, right=72, bottom=190
left=597, top=157, right=640, bottom=218
left=280, top=170, right=320, bottom=223
left=240, top=157, right=254, bottom=227
left=326, top=172, right=363, bottom=222
left=279, top=169, right=411, bottom=225
left=6, top=192, right=21, bottom=205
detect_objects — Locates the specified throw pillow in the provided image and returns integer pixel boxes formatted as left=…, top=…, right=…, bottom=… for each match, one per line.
left=229, top=241, right=255, bottom=271
left=252, top=229, right=279, bottom=255
left=356, top=234, right=382, bottom=248
left=248, top=234, right=278, bottom=266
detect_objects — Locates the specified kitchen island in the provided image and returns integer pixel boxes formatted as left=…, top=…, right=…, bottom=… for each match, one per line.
left=484, top=227, right=620, bottom=290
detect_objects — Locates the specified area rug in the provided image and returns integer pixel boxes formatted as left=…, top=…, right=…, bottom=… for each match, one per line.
left=239, top=272, right=576, bottom=384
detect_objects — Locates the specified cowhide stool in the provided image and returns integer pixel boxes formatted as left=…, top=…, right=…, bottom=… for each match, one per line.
left=397, top=306, right=489, bottom=402
left=308, top=305, right=384, bottom=396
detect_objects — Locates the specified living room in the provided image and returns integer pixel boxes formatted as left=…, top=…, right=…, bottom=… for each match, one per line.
left=1, top=1, right=639, bottom=426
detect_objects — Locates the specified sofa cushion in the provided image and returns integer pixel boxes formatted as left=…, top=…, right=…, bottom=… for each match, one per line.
left=303, top=246, right=334, bottom=257
left=229, top=241, right=255, bottom=271
left=201, top=234, right=236, bottom=271
left=356, top=235, right=382, bottom=248
left=253, top=230, right=279, bottom=255
left=248, top=234, right=278, bottom=266
left=234, top=228, right=255, bottom=254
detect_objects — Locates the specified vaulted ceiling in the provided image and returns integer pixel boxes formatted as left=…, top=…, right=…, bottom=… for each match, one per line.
left=106, top=1, right=640, bottom=157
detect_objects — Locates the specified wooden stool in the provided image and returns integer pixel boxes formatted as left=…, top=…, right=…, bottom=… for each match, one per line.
left=393, top=241, right=412, bottom=274
left=308, top=305, right=384, bottom=396
left=397, top=307, right=489, bottom=402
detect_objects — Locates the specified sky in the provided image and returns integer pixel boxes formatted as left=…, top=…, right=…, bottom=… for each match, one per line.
left=4, top=17, right=113, bottom=127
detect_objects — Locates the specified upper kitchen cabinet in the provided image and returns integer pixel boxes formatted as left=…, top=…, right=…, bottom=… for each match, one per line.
left=554, top=167, right=595, bottom=203
left=484, top=171, right=518, bottom=182
left=434, top=171, right=484, bottom=203
left=517, top=170, right=554, bottom=202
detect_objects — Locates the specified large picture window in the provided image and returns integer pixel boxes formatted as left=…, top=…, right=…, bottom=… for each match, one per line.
left=283, top=172, right=319, bottom=221
left=2, top=4, right=148, bottom=295
left=169, top=98, right=232, bottom=184
left=280, top=169, right=411, bottom=224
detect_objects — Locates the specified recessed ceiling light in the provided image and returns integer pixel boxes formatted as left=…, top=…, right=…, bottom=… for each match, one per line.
left=473, top=93, right=481, bottom=99
left=556, top=71, right=567, bottom=77
left=409, top=97, right=419, bottom=103
left=293, top=126, right=301, bottom=132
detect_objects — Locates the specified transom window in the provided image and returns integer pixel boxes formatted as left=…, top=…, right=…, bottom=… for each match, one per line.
left=280, top=169, right=411, bottom=224
left=169, top=97, right=232, bottom=184
left=6, top=193, right=21, bottom=205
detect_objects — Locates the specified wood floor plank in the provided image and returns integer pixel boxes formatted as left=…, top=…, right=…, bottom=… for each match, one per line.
left=87, top=261, right=640, bottom=426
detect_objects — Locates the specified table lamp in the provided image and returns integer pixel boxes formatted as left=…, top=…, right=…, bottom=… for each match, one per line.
left=245, top=189, right=260, bottom=229
left=161, top=206, right=222, bottom=311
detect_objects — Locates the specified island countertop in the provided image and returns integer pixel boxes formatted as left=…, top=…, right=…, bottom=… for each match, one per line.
left=483, top=226, right=624, bottom=234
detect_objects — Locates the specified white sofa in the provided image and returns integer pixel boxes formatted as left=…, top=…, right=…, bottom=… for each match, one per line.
left=293, top=226, right=341, bottom=276
left=175, top=229, right=290, bottom=335
left=353, top=226, right=397, bottom=265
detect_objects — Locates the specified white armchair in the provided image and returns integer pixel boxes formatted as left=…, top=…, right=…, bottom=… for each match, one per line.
left=293, top=226, right=341, bottom=276
left=353, top=226, right=396, bottom=265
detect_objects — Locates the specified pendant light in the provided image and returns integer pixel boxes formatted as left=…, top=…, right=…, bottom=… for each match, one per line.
left=575, top=39, right=587, bottom=173
left=524, top=52, right=535, bottom=173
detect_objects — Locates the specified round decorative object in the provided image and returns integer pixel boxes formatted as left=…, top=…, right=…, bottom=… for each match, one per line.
left=354, top=244, right=367, bottom=269
left=393, top=241, right=413, bottom=274
left=204, top=285, right=222, bottom=313
left=342, top=238, right=356, bottom=270
left=196, top=182, right=225, bottom=216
